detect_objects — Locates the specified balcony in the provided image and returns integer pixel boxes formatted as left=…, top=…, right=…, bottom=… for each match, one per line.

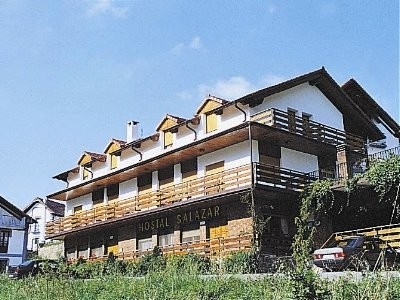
left=71, top=234, right=253, bottom=262
left=308, top=146, right=400, bottom=184
left=251, top=108, right=365, bottom=153
left=46, top=163, right=319, bottom=237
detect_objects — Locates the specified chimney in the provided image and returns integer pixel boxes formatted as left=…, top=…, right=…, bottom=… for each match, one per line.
left=127, top=121, right=139, bottom=143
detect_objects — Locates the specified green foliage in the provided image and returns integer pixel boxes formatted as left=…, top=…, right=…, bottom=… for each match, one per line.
left=222, top=251, right=257, bottom=274
left=366, top=155, right=400, bottom=201
left=166, top=253, right=211, bottom=275
left=135, top=246, right=166, bottom=275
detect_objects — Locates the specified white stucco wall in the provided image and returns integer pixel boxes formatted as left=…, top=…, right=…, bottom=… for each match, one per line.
left=280, top=147, right=319, bottom=173
left=250, top=83, right=344, bottom=130
left=197, top=140, right=251, bottom=176
left=65, top=194, right=92, bottom=216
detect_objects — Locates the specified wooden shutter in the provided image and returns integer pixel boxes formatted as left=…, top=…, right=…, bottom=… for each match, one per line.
left=164, top=131, right=173, bottom=148
left=206, top=113, right=217, bottom=133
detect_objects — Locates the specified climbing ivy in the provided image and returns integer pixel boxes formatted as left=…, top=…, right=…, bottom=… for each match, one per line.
left=291, top=154, right=400, bottom=299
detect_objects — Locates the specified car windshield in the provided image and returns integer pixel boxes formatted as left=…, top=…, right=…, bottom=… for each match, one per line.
left=325, top=237, right=359, bottom=248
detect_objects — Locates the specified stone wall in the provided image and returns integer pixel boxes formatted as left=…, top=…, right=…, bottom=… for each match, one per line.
left=38, top=241, right=64, bottom=259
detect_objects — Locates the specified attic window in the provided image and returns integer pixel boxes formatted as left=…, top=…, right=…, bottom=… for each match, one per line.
left=206, top=113, right=218, bottom=133
left=164, top=131, right=173, bottom=148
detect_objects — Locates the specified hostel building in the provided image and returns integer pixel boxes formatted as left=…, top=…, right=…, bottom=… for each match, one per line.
left=45, top=68, right=400, bottom=261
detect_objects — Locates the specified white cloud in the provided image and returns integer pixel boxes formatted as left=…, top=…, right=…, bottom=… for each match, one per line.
left=197, top=74, right=286, bottom=101
left=86, top=0, right=129, bottom=18
left=171, top=36, right=203, bottom=55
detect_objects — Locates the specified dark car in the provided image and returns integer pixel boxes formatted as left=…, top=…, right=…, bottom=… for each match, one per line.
left=313, top=235, right=400, bottom=271
left=9, top=259, right=58, bottom=279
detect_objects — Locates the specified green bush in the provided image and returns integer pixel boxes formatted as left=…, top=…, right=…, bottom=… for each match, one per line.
left=166, top=253, right=211, bottom=274
left=222, top=251, right=258, bottom=274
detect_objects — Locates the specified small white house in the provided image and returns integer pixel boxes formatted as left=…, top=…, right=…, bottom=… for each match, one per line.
left=23, top=197, right=65, bottom=252
left=0, top=195, right=34, bottom=272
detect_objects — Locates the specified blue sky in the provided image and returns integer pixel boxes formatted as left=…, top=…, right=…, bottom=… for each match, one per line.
left=0, top=0, right=398, bottom=209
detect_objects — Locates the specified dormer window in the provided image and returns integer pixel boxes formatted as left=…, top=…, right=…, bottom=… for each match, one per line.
left=206, top=113, right=218, bottom=133
left=195, top=96, right=228, bottom=134
left=104, top=139, right=125, bottom=170
left=156, top=114, right=186, bottom=150
left=82, top=166, right=92, bottom=181
left=164, top=131, right=173, bottom=148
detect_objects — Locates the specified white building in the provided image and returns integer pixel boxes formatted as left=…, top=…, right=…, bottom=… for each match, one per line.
left=24, top=197, right=65, bottom=252
left=45, top=68, right=400, bottom=260
left=0, top=196, right=34, bottom=271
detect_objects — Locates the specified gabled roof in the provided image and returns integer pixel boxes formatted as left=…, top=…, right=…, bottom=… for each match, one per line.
left=156, top=114, right=187, bottom=131
left=0, top=195, right=33, bottom=222
left=23, top=197, right=64, bottom=217
left=104, top=139, right=126, bottom=154
left=342, top=79, right=400, bottom=139
left=53, top=166, right=79, bottom=182
left=195, top=95, right=230, bottom=115
left=232, top=67, right=384, bottom=141
left=78, top=151, right=107, bottom=166
left=45, top=199, right=65, bottom=216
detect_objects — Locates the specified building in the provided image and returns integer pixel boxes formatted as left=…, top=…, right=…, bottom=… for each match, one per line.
left=45, top=68, right=400, bottom=261
left=23, top=197, right=64, bottom=253
left=0, top=196, right=34, bottom=271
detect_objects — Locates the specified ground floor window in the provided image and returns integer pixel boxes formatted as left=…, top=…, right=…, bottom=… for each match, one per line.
left=78, top=244, right=88, bottom=259
left=0, top=230, right=11, bottom=253
left=0, top=259, right=8, bottom=272
left=137, top=238, right=153, bottom=251
left=66, top=247, right=76, bottom=260
left=90, top=242, right=104, bottom=258
left=182, top=229, right=200, bottom=244
left=158, top=233, right=174, bottom=247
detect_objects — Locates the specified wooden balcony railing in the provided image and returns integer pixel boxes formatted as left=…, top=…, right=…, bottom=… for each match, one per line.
left=251, top=108, right=365, bottom=153
left=46, top=165, right=252, bottom=236
left=71, top=234, right=253, bottom=263
left=254, top=163, right=316, bottom=192
left=307, top=146, right=400, bottom=182
left=46, top=163, right=318, bottom=237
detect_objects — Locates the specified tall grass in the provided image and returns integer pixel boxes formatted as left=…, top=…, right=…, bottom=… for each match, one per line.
left=1, top=254, right=400, bottom=300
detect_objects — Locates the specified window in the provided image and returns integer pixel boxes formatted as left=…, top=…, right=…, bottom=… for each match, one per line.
left=78, top=244, right=88, bottom=259
left=107, top=184, right=119, bottom=201
left=0, top=230, right=11, bottom=253
left=92, top=189, right=104, bottom=206
left=258, top=143, right=281, bottom=167
left=138, top=173, right=152, bottom=195
left=181, top=158, right=198, bottom=182
left=182, top=229, right=200, bottom=244
left=110, top=154, right=118, bottom=169
left=164, top=131, right=173, bottom=148
left=73, top=205, right=83, bottom=214
left=33, top=220, right=40, bottom=233
left=138, top=238, right=153, bottom=251
left=82, top=166, right=92, bottom=180
left=158, top=166, right=174, bottom=189
left=90, top=241, right=104, bottom=258
left=158, top=233, right=174, bottom=247
left=206, top=113, right=218, bottom=133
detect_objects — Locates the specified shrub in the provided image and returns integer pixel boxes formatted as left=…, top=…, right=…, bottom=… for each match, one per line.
left=222, top=251, right=258, bottom=274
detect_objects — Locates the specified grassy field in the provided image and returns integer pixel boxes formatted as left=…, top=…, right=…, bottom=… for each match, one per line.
left=2, top=271, right=400, bottom=300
